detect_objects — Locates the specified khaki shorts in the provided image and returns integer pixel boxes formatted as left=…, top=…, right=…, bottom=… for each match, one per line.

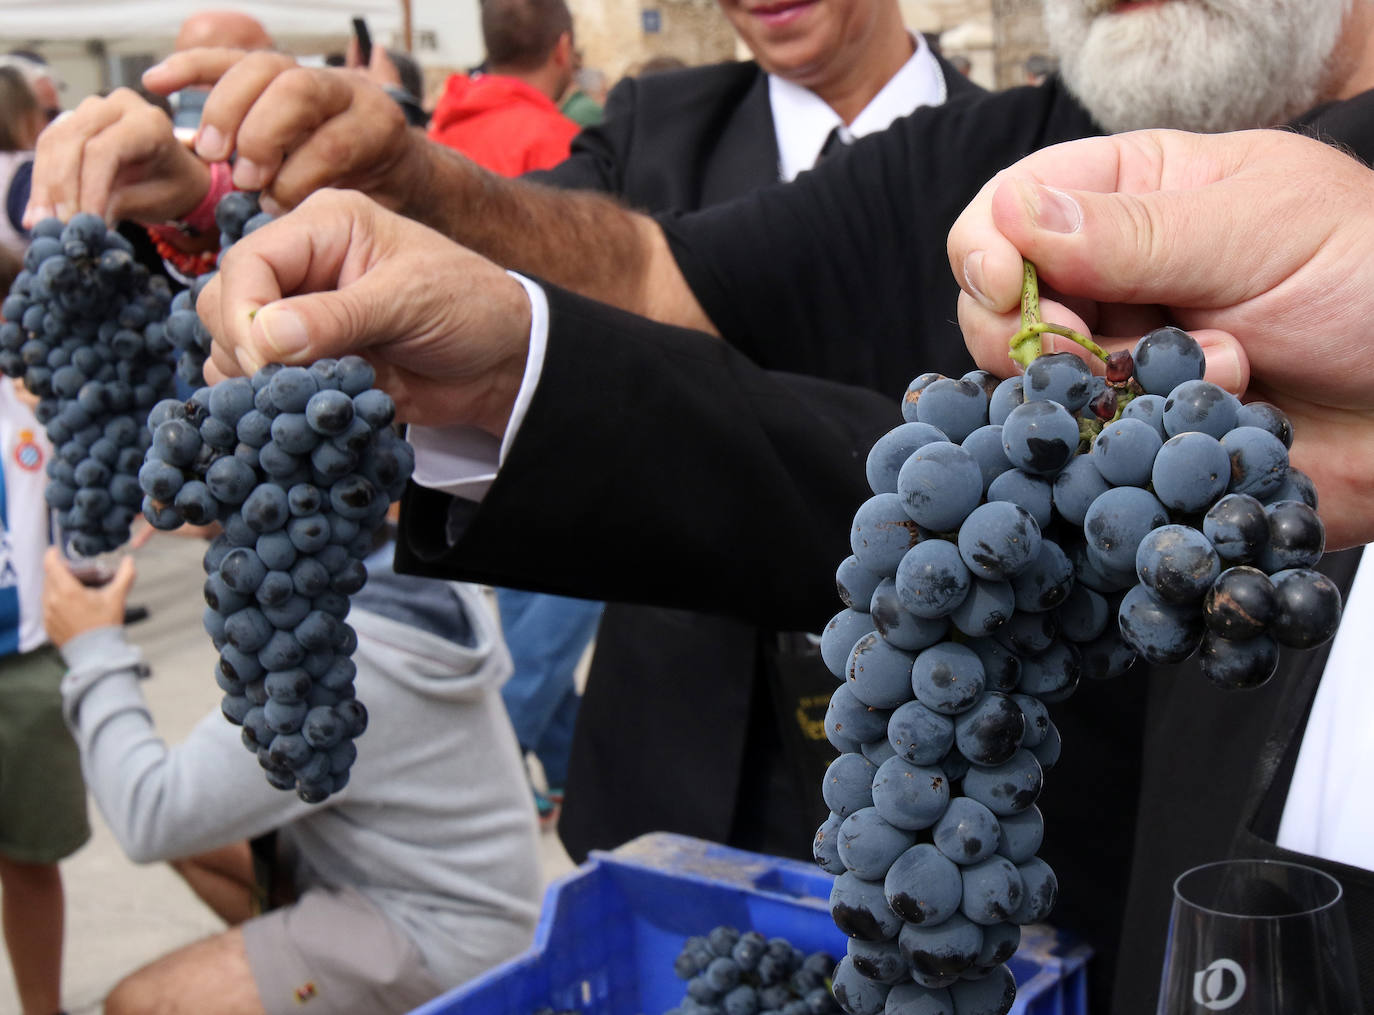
left=0, top=645, right=90, bottom=864
left=241, top=885, right=443, bottom=1015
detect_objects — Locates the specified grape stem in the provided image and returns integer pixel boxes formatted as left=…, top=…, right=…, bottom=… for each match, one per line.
left=1008, top=259, right=1109, bottom=369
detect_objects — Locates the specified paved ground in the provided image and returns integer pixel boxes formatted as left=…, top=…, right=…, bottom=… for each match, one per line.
left=0, top=536, right=576, bottom=1015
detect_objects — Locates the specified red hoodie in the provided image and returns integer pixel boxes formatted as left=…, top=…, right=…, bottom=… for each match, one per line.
left=427, top=73, right=579, bottom=177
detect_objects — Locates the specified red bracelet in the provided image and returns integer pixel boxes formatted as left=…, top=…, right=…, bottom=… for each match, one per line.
left=145, top=229, right=219, bottom=278
left=181, top=160, right=234, bottom=235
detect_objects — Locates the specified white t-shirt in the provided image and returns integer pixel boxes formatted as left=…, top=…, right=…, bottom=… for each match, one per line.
left=0, top=380, right=54, bottom=654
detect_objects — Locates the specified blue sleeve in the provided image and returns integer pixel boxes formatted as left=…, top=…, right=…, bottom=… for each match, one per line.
left=6, top=159, right=31, bottom=236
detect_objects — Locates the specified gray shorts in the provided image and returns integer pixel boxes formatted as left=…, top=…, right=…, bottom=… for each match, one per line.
left=241, top=885, right=443, bottom=1015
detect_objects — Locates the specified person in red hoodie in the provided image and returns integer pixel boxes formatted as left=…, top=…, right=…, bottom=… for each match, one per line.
left=428, top=0, right=579, bottom=176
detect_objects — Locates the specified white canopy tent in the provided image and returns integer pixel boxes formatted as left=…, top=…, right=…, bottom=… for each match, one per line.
left=0, top=0, right=403, bottom=42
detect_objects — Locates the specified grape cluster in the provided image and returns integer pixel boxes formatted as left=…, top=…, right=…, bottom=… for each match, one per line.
left=139, top=358, right=415, bottom=801
left=0, top=214, right=178, bottom=554
left=815, top=326, right=1342, bottom=1014
left=666, top=925, right=839, bottom=1015
left=159, top=190, right=273, bottom=389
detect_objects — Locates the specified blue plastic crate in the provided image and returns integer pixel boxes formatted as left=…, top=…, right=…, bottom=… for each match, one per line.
left=413, top=833, right=1091, bottom=1015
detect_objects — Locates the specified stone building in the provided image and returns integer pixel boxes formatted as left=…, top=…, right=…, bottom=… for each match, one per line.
left=565, top=0, right=1049, bottom=92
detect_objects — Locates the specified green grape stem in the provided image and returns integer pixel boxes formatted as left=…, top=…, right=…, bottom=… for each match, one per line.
left=1008, top=258, right=1110, bottom=369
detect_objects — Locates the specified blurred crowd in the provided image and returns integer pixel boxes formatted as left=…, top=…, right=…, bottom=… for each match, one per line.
left=4, top=2, right=1374, bottom=1015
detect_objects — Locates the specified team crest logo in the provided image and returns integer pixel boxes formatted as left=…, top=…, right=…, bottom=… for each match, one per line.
left=13, top=429, right=42, bottom=472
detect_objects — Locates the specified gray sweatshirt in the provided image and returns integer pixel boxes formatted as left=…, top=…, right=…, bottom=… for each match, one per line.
left=59, top=579, right=542, bottom=992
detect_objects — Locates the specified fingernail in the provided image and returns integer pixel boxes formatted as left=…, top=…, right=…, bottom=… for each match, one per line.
left=23, top=205, right=52, bottom=228
left=256, top=305, right=310, bottom=359
left=196, top=124, right=226, bottom=161
left=259, top=194, right=284, bottom=217
left=54, top=201, right=73, bottom=222
left=233, top=159, right=267, bottom=191
left=962, top=250, right=993, bottom=308
left=1198, top=336, right=1244, bottom=392
left=1017, top=180, right=1082, bottom=234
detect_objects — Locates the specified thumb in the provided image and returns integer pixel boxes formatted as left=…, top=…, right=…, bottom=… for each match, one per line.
left=991, top=177, right=1271, bottom=310
left=107, top=555, right=137, bottom=600
left=245, top=282, right=390, bottom=371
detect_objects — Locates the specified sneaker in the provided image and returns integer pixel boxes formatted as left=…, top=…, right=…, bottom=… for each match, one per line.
left=533, top=786, right=564, bottom=830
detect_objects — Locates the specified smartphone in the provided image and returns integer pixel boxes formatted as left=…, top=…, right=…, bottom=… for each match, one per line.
left=352, top=16, right=373, bottom=67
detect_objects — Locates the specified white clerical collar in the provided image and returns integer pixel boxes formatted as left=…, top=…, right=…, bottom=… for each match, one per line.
left=768, top=32, right=946, bottom=182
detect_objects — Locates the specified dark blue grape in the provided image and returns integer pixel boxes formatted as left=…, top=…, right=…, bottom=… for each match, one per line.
left=872, top=757, right=950, bottom=832
left=961, top=424, right=1012, bottom=495
left=1162, top=380, right=1238, bottom=439
left=838, top=807, right=917, bottom=880
left=821, top=609, right=876, bottom=678
left=911, top=642, right=984, bottom=715
left=1023, top=351, right=1092, bottom=412
left=846, top=937, right=906, bottom=986
left=1135, top=524, right=1220, bottom=605
left=1009, top=857, right=1057, bottom=925
left=914, top=378, right=987, bottom=444
left=1133, top=326, right=1204, bottom=396
left=869, top=580, right=947, bottom=653
left=1257, top=501, right=1324, bottom=572
left=1270, top=568, right=1342, bottom=649
left=830, top=871, right=902, bottom=942
left=953, top=692, right=1024, bottom=767
left=1202, top=493, right=1267, bottom=564
left=956, top=501, right=1040, bottom=582
left=864, top=422, right=947, bottom=495
left=895, top=540, right=970, bottom=620
left=883, top=982, right=954, bottom=1015
left=985, top=469, right=1052, bottom=530
left=960, top=855, right=1024, bottom=925
left=814, top=813, right=845, bottom=876
left=947, top=579, right=1013, bottom=638
left=896, top=442, right=982, bottom=532
left=884, top=843, right=961, bottom=925
left=1118, top=583, right=1204, bottom=664
left=1198, top=631, right=1279, bottom=690
left=886, top=699, right=954, bottom=766
left=962, top=749, right=1042, bottom=817
left=1000, top=400, right=1078, bottom=476
left=1221, top=425, right=1288, bottom=500
left=846, top=633, right=917, bottom=710
left=822, top=752, right=878, bottom=818
left=1049, top=454, right=1108, bottom=528
left=932, top=796, right=1001, bottom=866
left=1083, top=486, right=1169, bottom=572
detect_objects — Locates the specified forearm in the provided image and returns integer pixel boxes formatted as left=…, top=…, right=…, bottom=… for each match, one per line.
left=397, top=140, right=716, bottom=333
left=59, top=628, right=298, bottom=862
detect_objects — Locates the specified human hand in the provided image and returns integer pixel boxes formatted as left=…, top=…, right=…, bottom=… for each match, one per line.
left=42, top=547, right=137, bottom=648
left=143, top=48, right=419, bottom=215
left=197, top=188, right=531, bottom=436
left=947, top=128, right=1374, bottom=549
left=23, top=87, right=211, bottom=227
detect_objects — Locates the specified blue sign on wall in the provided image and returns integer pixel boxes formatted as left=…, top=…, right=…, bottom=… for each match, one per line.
left=641, top=9, right=662, bottom=33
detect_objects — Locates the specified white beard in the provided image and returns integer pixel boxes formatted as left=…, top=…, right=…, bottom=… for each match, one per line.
left=1044, top=0, right=1354, bottom=133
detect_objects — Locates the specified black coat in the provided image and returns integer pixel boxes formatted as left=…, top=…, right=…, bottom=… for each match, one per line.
left=527, top=56, right=985, bottom=865
left=396, top=82, right=1374, bottom=1013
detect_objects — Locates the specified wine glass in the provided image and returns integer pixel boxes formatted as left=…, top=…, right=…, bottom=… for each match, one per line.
left=1156, top=858, right=1363, bottom=1014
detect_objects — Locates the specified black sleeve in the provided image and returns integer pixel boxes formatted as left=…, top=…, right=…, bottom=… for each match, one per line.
left=521, top=76, right=640, bottom=195
left=395, top=282, right=896, bottom=630
left=660, top=82, right=1101, bottom=398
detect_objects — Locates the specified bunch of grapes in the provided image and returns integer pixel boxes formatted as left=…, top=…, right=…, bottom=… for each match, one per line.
left=666, top=925, right=839, bottom=1015
left=139, top=358, right=415, bottom=801
left=0, top=214, right=178, bottom=554
left=159, top=189, right=273, bottom=389
left=814, top=324, right=1342, bottom=1014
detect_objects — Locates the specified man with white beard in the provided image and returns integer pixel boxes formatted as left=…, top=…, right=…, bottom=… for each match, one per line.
left=25, top=2, right=1374, bottom=1011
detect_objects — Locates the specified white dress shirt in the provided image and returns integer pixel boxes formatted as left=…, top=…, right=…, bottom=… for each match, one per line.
left=1276, top=550, right=1374, bottom=872
left=769, top=33, right=946, bottom=182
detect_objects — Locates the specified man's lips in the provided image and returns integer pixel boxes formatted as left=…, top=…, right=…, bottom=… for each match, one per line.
left=746, top=0, right=818, bottom=27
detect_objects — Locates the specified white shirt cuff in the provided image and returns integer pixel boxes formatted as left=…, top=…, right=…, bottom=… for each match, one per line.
left=409, top=272, right=549, bottom=501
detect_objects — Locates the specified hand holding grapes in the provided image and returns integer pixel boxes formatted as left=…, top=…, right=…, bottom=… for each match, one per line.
left=42, top=547, right=137, bottom=648
left=197, top=188, right=532, bottom=437
left=142, top=48, right=417, bottom=214
left=948, top=128, right=1374, bottom=549
left=24, top=87, right=210, bottom=227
